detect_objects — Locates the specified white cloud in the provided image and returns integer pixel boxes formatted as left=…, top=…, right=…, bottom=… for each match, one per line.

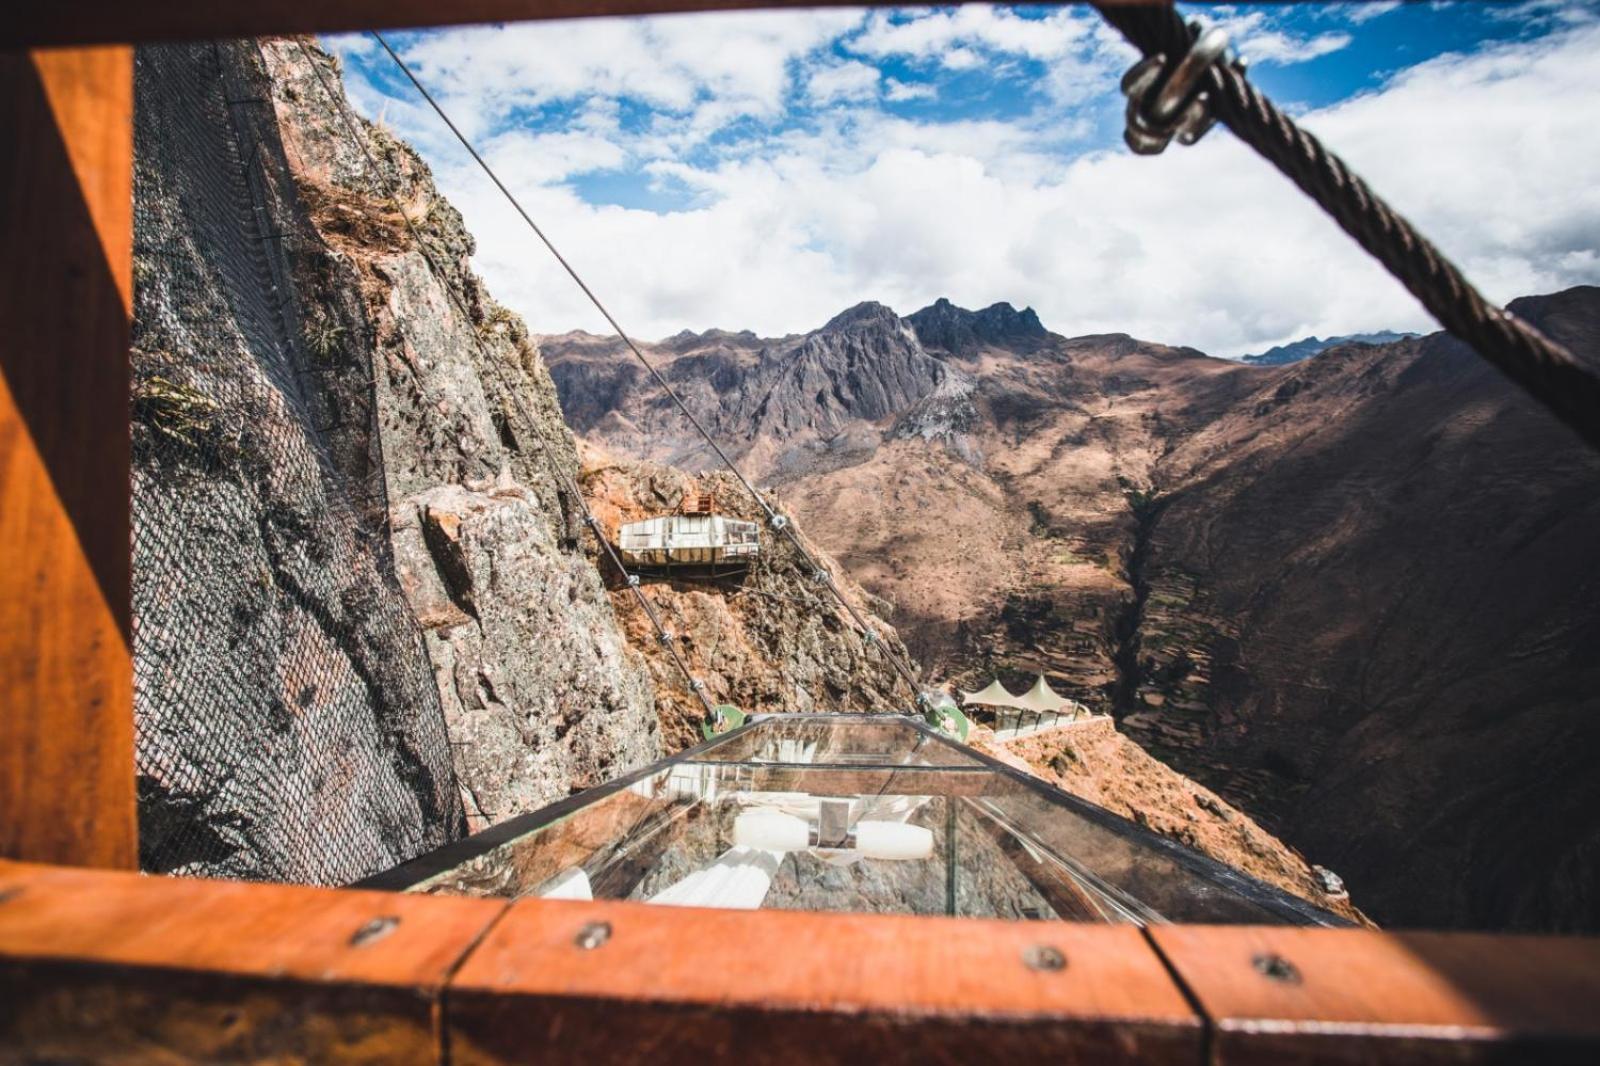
left=851, top=6, right=1094, bottom=63
left=1343, top=2, right=1402, bottom=25
left=341, top=13, right=1600, bottom=358
left=884, top=78, right=937, bottom=102
left=481, top=128, right=628, bottom=185
left=806, top=60, right=880, bottom=105
left=1210, top=11, right=1355, bottom=66
left=377, top=9, right=868, bottom=144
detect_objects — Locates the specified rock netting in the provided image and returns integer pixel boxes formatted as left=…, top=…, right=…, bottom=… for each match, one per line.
left=131, top=38, right=661, bottom=879
left=257, top=38, right=661, bottom=834
left=132, top=41, right=462, bottom=882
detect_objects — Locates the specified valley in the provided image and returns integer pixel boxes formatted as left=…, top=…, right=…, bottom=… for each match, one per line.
left=544, top=288, right=1600, bottom=933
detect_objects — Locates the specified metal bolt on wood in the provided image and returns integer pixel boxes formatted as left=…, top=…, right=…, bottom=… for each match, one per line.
left=1023, top=944, right=1067, bottom=972
left=575, top=921, right=612, bottom=950
left=1252, top=952, right=1301, bottom=984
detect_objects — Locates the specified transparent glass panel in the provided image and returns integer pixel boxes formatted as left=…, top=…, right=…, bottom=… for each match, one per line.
left=409, top=759, right=1324, bottom=925
left=695, top=716, right=983, bottom=767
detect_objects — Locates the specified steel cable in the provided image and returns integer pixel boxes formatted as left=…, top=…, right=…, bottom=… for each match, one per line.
left=1094, top=2, right=1600, bottom=451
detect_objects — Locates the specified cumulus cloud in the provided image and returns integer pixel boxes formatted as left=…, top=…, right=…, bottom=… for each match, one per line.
left=376, top=9, right=868, bottom=143
left=1342, top=2, right=1402, bottom=25
left=885, top=78, right=938, bottom=102
left=806, top=60, right=881, bottom=104
left=1210, top=11, right=1354, bottom=66
left=337, top=11, right=1600, bottom=358
left=850, top=6, right=1095, bottom=63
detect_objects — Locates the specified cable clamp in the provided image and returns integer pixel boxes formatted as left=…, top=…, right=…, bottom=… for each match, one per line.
left=1121, top=24, right=1235, bottom=155
left=812, top=569, right=832, bottom=585
left=658, top=631, right=675, bottom=646
left=626, top=574, right=640, bottom=588
left=769, top=514, right=789, bottom=531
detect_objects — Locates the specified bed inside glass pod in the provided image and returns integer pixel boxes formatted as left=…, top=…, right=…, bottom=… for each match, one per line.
left=360, top=715, right=1346, bottom=926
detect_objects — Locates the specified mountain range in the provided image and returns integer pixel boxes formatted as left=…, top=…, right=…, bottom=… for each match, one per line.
left=1238, top=330, right=1417, bottom=365
left=542, top=286, right=1600, bottom=933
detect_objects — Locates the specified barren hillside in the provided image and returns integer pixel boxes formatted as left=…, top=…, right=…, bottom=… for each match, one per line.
left=547, top=290, right=1600, bottom=932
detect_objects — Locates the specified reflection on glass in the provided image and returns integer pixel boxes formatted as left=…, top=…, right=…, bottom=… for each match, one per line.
left=697, top=716, right=982, bottom=766
left=400, top=717, right=1341, bottom=926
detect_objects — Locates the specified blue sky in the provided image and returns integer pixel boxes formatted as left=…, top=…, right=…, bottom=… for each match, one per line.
left=329, top=2, right=1600, bottom=356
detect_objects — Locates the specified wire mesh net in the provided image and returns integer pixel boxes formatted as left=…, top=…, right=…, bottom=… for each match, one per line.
left=131, top=40, right=464, bottom=885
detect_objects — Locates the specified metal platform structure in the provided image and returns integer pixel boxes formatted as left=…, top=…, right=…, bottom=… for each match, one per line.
left=616, top=490, right=760, bottom=576
left=360, top=714, right=1346, bottom=927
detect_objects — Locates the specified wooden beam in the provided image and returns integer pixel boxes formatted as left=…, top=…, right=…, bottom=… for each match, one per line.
left=1148, top=925, right=1600, bottom=1065
left=0, top=47, right=135, bottom=870
left=6, top=860, right=1600, bottom=1064
left=2, top=1, right=1159, bottom=50
left=0, top=860, right=507, bottom=1062
left=446, top=896, right=1203, bottom=1064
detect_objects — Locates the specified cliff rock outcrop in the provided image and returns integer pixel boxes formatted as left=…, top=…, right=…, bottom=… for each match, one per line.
left=579, top=451, right=911, bottom=750
left=132, top=38, right=661, bottom=876
left=132, top=41, right=462, bottom=882
left=260, top=39, right=662, bottom=834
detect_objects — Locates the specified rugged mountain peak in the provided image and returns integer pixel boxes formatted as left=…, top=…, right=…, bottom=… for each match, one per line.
left=733, top=301, right=944, bottom=441
left=821, top=300, right=905, bottom=334
left=907, top=297, right=1050, bottom=356
left=659, top=326, right=764, bottom=353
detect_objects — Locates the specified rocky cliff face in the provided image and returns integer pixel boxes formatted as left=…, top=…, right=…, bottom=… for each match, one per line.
left=132, top=41, right=463, bottom=882
left=259, top=39, right=664, bottom=834
left=131, top=37, right=664, bottom=875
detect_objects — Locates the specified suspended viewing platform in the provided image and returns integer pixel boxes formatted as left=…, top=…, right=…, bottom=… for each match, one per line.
left=361, top=714, right=1343, bottom=926
left=616, top=491, right=760, bottom=576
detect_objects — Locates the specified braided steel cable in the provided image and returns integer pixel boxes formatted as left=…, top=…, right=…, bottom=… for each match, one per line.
left=1096, top=3, right=1600, bottom=451
left=369, top=31, right=933, bottom=714
left=287, top=38, right=724, bottom=728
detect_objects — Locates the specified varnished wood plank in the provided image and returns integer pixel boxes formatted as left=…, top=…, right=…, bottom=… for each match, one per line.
left=3, top=1, right=1160, bottom=49
left=448, top=897, right=1203, bottom=1064
left=0, top=47, right=135, bottom=870
left=0, top=859, right=507, bottom=1063
left=1149, top=925, right=1600, bottom=1065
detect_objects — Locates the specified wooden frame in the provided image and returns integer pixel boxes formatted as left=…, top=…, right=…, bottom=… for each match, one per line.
left=3, top=858, right=1597, bottom=1063
left=2, top=4, right=1599, bottom=1063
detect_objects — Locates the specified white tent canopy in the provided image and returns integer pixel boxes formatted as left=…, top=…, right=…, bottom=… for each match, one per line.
left=962, top=675, right=1084, bottom=715
left=959, top=678, right=1028, bottom=710
left=1016, top=674, right=1072, bottom=713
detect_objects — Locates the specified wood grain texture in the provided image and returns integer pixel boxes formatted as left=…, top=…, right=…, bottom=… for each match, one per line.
left=1149, top=925, right=1600, bottom=1065
left=0, top=47, right=135, bottom=870
left=448, top=897, right=1203, bottom=1064
left=3, top=1, right=1159, bottom=49
left=0, top=860, right=508, bottom=1062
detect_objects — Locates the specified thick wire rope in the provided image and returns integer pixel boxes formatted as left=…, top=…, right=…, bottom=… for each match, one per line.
left=368, top=30, right=933, bottom=713
left=286, top=37, right=725, bottom=728
left=1094, top=2, right=1600, bottom=452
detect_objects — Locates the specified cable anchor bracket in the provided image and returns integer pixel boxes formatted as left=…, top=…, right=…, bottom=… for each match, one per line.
left=1120, top=24, right=1238, bottom=155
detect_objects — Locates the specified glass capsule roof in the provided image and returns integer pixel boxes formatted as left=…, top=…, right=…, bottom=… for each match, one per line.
left=361, top=715, right=1346, bottom=926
